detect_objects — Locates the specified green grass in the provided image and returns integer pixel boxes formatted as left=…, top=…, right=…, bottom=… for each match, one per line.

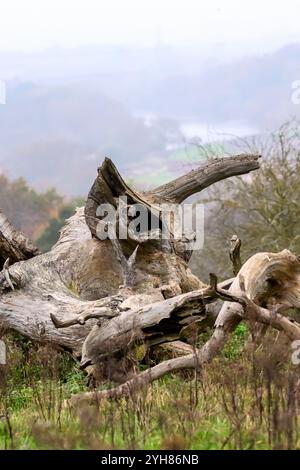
left=0, top=330, right=299, bottom=450
left=0, top=376, right=233, bottom=450
left=224, top=323, right=249, bottom=359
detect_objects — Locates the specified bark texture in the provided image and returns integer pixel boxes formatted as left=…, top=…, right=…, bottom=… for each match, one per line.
left=67, top=250, right=300, bottom=406
left=3, top=153, right=288, bottom=391
left=0, top=210, right=40, bottom=269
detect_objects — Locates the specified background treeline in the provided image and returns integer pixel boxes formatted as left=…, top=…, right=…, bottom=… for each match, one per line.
left=190, top=120, right=300, bottom=281
left=0, top=175, right=83, bottom=252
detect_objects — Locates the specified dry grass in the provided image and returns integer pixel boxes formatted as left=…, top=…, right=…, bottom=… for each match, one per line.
left=0, top=328, right=300, bottom=450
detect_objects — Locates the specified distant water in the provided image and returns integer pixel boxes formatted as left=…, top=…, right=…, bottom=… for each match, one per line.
left=180, top=120, right=257, bottom=142
left=139, top=112, right=258, bottom=149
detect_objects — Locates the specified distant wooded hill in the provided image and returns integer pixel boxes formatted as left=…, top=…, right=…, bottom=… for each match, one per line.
left=0, top=43, right=300, bottom=195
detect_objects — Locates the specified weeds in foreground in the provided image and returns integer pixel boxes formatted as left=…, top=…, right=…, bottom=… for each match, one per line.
left=0, top=329, right=300, bottom=449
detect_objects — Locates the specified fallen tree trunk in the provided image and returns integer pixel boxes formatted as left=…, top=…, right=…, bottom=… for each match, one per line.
left=67, top=250, right=300, bottom=406
left=1, top=152, right=284, bottom=385
left=2, top=151, right=300, bottom=401
left=0, top=154, right=259, bottom=354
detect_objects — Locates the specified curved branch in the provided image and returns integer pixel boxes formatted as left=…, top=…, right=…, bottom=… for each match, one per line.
left=148, top=154, right=261, bottom=203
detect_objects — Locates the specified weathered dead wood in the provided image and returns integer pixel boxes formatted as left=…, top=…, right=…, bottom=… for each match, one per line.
left=229, top=235, right=242, bottom=276
left=84, top=155, right=260, bottom=252
left=152, top=340, right=199, bottom=359
left=2, top=258, right=15, bottom=291
left=84, top=157, right=158, bottom=239
left=110, top=235, right=139, bottom=288
left=76, top=249, right=300, bottom=379
left=0, top=210, right=40, bottom=269
left=0, top=155, right=260, bottom=373
left=66, top=250, right=300, bottom=406
left=79, top=281, right=226, bottom=369
left=148, top=154, right=261, bottom=203
left=1, top=151, right=300, bottom=404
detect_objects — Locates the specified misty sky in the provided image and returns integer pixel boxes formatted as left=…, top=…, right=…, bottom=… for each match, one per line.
left=1, top=0, right=300, bottom=54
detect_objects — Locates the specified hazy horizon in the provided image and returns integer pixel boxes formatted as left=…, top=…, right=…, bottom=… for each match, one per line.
left=1, top=1, right=300, bottom=196
left=1, top=0, right=300, bottom=55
